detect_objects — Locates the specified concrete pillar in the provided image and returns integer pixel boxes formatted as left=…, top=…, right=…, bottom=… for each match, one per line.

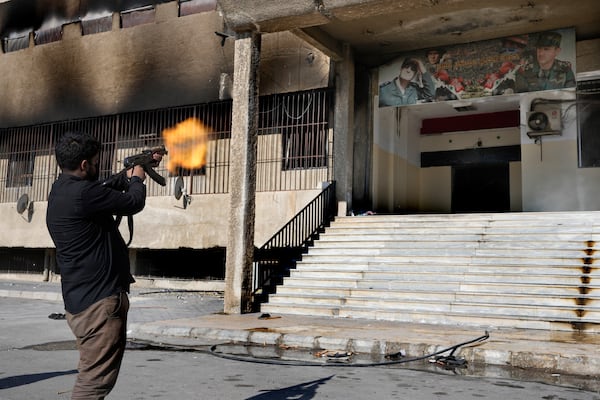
left=224, top=32, right=261, bottom=314
left=333, top=44, right=355, bottom=214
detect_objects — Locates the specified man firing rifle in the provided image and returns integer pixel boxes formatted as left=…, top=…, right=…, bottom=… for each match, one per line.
left=103, top=145, right=168, bottom=191
left=101, top=144, right=168, bottom=245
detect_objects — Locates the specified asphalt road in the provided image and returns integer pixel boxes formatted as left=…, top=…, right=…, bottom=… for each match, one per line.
left=1, top=295, right=600, bottom=400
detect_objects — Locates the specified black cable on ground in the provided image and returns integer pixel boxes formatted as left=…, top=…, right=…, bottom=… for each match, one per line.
left=206, top=331, right=490, bottom=368
left=136, top=289, right=209, bottom=296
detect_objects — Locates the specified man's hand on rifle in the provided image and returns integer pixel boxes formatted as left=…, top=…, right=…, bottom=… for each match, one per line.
left=127, top=165, right=146, bottom=182
left=105, top=145, right=167, bottom=190
left=151, top=149, right=165, bottom=166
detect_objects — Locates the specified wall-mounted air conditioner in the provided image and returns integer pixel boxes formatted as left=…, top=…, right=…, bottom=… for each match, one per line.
left=526, top=105, right=562, bottom=139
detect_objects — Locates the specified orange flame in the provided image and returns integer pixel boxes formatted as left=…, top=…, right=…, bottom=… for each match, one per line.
left=162, top=118, right=208, bottom=175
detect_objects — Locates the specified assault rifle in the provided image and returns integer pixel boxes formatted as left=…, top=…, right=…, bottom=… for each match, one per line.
left=103, top=145, right=168, bottom=190
left=102, top=145, right=168, bottom=246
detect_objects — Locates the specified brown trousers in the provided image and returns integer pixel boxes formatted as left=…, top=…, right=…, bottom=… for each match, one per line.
left=66, top=292, right=129, bottom=400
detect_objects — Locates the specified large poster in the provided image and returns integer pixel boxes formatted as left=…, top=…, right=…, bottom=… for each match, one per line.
left=378, top=28, right=576, bottom=107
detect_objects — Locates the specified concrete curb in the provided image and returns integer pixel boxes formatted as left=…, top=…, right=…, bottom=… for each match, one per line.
left=125, top=319, right=600, bottom=383
left=0, top=289, right=62, bottom=302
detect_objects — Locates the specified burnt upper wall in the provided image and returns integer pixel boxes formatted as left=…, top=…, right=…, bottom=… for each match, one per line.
left=0, top=6, right=228, bottom=127
left=0, top=3, right=330, bottom=128
left=0, top=0, right=173, bottom=36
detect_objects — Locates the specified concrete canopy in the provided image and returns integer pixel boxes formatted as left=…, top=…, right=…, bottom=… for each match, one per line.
left=216, top=0, right=600, bottom=67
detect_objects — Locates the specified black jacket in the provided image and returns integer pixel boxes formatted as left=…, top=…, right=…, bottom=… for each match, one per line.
left=46, top=174, right=146, bottom=314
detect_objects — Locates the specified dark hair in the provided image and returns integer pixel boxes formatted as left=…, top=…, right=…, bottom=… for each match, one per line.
left=55, top=131, right=101, bottom=170
left=426, top=48, right=445, bottom=56
left=401, top=58, right=419, bottom=72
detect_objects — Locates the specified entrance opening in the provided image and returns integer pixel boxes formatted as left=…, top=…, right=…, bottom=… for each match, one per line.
left=452, top=163, right=510, bottom=213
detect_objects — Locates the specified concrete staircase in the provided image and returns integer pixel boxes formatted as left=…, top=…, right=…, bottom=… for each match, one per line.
left=260, top=212, right=600, bottom=332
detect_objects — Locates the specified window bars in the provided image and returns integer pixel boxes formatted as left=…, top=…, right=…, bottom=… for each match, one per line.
left=0, top=88, right=333, bottom=203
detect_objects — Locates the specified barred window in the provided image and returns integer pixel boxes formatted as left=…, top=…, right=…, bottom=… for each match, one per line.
left=179, top=0, right=217, bottom=16
left=82, top=16, right=113, bottom=35
left=0, top=88, right=333, bottom=202
left=258, top=90, right=330, bottom=170
left=121, top=6, right=155, bottom=28
left=6, top=152, right=34, bottom=188
left=34, top=26, right=63, bottom=45
left=3, top=34, right=29, bottom=53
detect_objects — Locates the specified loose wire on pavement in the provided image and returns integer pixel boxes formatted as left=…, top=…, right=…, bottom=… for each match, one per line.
left=206, top=331, right=490, bottom=368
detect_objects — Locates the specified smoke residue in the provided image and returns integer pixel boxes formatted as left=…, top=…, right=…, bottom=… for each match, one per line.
left=0, top=0, right=171, bottom=36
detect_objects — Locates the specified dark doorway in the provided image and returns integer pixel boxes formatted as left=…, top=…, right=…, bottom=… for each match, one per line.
left=452, top=163, right=510, bottom=213
left=135, top=247, right=226, bottom=280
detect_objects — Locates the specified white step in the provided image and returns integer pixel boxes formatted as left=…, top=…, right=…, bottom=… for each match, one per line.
left=312, top=239, right=593, bottom=250
left=319, top=227, right=600, bottom=236
left=263, top=297, right=600, bottom=322
left=274, top=286, right=600, bottom=307
left=260, top=303, right=600, bottom=332
left=299, top=254, right=588, bottom=266
left=280, top=276, right=597, bottom=295
left=261, top=211, right=600, bottom=331
left=319, top=233, right=597, bottom=243
left=293, top=261, right=596, bottom=274
left=294, top=262, right=597, bottom=275
left=334, top=211, right=600, bottom=223
left=289, top=269, right=596, bottom=285
left=306, top=247, right=591, bottom=258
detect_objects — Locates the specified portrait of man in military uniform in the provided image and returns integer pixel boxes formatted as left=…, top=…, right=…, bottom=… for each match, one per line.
left=378, top=58, right=435, bottom=107
left=424, top=47, right=447, bottom=74
left=515, top=31, right=576, bottom=92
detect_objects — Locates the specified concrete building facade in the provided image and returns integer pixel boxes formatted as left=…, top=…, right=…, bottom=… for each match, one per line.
left=1, top=0, right=600, bottom=310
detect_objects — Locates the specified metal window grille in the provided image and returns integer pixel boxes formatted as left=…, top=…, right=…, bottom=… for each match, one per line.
left=120, top=6, right=155, bottom=28
left=0, top=247, right=45, bottom=274
left=2, top=35, right=29, bottom=53
left=0, top=88, right=333, bottom=203
left=257, top=89, right=333, bottom=191
left=179, top=0, right=217, bottom=16
left=0, top=124, right=56, bottom=203
left=6, top=153, right=34, bottom=187
left=34, top=26, right=63, bottom=45
left=82, top=16, right=113, bottom=35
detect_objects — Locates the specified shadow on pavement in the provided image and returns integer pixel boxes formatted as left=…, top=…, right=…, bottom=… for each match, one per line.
left=0, top=369, right=77, bottom=389
left=244, top=375, right=334, bottom=400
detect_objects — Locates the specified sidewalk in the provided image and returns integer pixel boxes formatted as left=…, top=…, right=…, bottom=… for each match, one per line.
left=2, top=279, right=600, bottom=385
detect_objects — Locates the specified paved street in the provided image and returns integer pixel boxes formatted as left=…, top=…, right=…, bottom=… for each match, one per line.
left=1, top=290, right=600, bottom=399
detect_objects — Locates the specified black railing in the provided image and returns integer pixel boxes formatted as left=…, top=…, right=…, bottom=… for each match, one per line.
left=251, top=181, right=337, bottom=310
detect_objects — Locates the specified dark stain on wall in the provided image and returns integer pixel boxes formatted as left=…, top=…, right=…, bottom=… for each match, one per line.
left=0, top=0, right=171, bottom=36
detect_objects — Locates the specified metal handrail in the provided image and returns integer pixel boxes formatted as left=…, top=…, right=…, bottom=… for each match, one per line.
left=252, top=181, right=337, bottom=310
